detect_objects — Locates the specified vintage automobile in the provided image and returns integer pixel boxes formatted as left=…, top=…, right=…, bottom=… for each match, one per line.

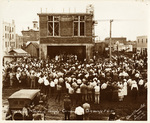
left=6, top=89, right=47, bottom=120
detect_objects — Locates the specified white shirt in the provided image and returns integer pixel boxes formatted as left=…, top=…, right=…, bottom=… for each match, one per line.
left=92, top=81, right=97, bottom=87
left=127, top=79, right=132, bottom=86
left=131, top=83, right=138, bottom=90
left=38, top=77, right=44, bottom=84
left=67, top=77, right=72, bottom=83
left=85, top=74, right=89, bottom=78
left=52, top=72, right=57, bottom=78
left=94, top=86, right=100, bottom=94
left=44, top=79, right=49, bottom=86
left=54, top=79, right=58, bottom=85
left=119, top=72, right=123, bottom=77
left=50, top=81, right=55, bottom=87
left=135, top=73, right=140, bottom=78
left=122, top=71, right=129, bottom=77
left=59, top=78, right=64, bottom=83
left=26, top=65, right=28, bottom=69
left=76, top=88, right=81, bottom=93
left=68, top=87, right=74, bottom=94
left=77, top=79, right=82, bottom=84
left=139, top=79, right=144, bottom=85
left=36, top=72, right=41, bottom=77
left=75, top=106, right=84, bottom=115
left=101, top=83, right=107, bottom=89
left=16, top=72, right=21, bottom=80
left=66, top=82, right=71, bottom=89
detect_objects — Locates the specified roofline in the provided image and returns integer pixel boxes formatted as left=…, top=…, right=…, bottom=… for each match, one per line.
left=105, top=37, right=127, bottom=39
left=22, top=30, right=39, bottom=32
left=37, top=13, right=93, bottom=16
left=26, top=42, right=39, bottom=49
left=137, top=36, right=147, bottom=38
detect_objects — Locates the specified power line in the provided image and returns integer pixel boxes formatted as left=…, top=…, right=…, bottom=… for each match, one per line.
left=96, top=19, right=143, bottom=22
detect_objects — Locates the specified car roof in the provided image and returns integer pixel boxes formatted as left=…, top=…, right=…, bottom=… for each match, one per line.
left=8, top=89, right=40, bottom=100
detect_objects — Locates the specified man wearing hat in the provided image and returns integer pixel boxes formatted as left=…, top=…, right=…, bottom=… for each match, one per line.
left=131, top=80, right=138, bottom=101
left=43, top=77, right=49, bottom=96
left=80, top=82, right=88, bottom=102
left=68, top=86, right=74, bottom=105
left=101, top=82, right=108, bottom=101
left=55, top=83, right=62, bottom=103
left=38, top=75, right=44, bottom=92
left=63, top=94, right=71, bottom=120
left=138, top=77, right=144, bottom=96
left=50, top=80, right=55, bottom=97
left=75, top=87, right=82, bottom=104
left=87, top=83, right=93, bottom=102
left=94, top=83, right=100, bottom=104
left=30, top=72, right=36, bottom=89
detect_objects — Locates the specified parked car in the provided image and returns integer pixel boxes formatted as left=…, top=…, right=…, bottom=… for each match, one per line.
left=6, top=89, right=47, bottom=120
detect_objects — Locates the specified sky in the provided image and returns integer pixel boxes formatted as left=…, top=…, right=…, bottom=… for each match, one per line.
left=0, top=0, right=149, bottom=41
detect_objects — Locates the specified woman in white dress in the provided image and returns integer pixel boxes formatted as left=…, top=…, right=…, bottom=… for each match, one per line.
left=122, top=80, right=128, bottom=97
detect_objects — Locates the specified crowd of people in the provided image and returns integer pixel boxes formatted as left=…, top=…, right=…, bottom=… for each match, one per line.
left=3, top=53, right=147, bottom=120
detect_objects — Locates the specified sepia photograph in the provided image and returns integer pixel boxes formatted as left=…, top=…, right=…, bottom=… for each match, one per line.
left=0, top=0, right=149, bottom=121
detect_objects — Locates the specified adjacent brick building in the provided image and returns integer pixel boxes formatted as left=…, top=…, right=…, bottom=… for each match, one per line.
left=21, top=21, right=39, bottom=44
left=37, top=12, right=95, bottom=60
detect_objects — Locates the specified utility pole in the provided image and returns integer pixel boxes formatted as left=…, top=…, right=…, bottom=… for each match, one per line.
left=109, top=19, right=113, bottom=62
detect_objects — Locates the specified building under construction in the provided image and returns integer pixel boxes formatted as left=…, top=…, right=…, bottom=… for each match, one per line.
left=37, top=6, right=95, bottom=61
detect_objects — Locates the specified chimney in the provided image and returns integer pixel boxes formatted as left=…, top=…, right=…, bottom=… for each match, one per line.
left=33, top=21, right=38, bottom=30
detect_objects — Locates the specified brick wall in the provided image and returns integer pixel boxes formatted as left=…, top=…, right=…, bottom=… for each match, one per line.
left=22, top=30, right=39, bottom=43
left=39, top=16, right=47, bottom=37
left=40, top=37, right=93, bottom=44
left=39, top=14, right=93, bottom=44
left=60, top=21, right=73, bottom=36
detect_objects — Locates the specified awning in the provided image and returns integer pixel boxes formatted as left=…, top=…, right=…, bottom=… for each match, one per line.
left=8, top=49, right=30, bottom=56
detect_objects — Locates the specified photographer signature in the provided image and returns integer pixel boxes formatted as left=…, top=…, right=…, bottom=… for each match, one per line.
left=126, top=103, right=146, bottom=120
